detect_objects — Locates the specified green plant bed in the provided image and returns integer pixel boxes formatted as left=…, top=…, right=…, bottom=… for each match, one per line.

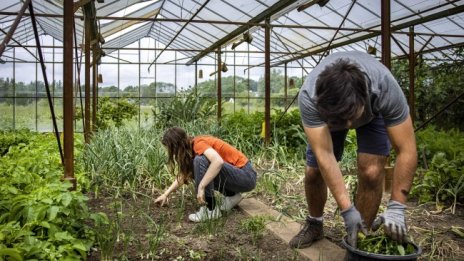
left=342, top=233, right=421, bottom=261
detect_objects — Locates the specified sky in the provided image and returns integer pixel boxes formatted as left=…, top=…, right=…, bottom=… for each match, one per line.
left=0, top=35, right=306, bottom=91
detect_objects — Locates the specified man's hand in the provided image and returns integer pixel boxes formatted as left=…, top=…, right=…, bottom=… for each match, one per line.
left=341, top=205, right=368, bottom=248
left=372, top=200, right=407, bottom=243
left=154, top=194, right=169, bottom=206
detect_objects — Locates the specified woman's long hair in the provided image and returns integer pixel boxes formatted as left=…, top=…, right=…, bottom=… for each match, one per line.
left=161, top=127, right=194, bottom=185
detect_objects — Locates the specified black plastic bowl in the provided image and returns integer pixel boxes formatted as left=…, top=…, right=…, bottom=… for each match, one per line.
left=342, top=236, right=422, bottom=261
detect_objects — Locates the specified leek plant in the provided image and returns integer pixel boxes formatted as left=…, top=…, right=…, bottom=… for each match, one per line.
left=83, top=126, right=168, bottom=198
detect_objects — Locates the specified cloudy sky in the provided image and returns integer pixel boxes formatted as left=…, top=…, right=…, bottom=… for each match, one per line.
left=0, top=33, right=306, bottom=92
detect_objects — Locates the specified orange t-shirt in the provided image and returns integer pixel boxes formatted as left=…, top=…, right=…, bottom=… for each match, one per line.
left=192, top=136, right=248, bottom=168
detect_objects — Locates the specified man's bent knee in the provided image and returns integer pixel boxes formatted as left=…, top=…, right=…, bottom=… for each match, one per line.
left=305, top=166, right=323, bottom=184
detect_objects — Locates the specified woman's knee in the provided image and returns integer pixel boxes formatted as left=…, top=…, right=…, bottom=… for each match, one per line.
left=193, top=155, right=209, bottom=178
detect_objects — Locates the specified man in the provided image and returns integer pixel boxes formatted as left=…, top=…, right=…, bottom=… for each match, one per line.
left=290, top=51, right=417, bottom=249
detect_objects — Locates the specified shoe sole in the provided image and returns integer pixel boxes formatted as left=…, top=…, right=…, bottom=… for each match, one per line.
left=290, top=235, right=324, bottom=249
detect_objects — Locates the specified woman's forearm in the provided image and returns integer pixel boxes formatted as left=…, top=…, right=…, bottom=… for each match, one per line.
left=198, top=159, right=222, bottom=189
left=164, top=179, right=180, bottom=196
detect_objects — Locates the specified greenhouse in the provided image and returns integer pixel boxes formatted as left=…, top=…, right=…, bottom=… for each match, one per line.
left=0, top=0, right=463, bottom=260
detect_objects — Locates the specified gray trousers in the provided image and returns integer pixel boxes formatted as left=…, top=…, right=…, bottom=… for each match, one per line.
left=193, top=155, right=257, bottom=198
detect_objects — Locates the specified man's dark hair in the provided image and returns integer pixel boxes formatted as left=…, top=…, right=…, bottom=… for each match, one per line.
left=315, top=58, right=369, bottom=129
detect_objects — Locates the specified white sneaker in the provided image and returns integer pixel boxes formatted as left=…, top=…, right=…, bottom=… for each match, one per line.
left=188, top=206, right=222, bottom=222
left=220, top=193, right=243, bottom=211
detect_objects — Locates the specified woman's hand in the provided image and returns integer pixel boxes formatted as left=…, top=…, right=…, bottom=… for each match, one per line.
left=154, top=194, right=169, bottom=206
left=197, top=185, right=206, bottom=205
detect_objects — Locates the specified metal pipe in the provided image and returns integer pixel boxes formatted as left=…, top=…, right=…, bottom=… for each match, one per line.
left=409, top=27, right=415, bottom=124
left=84, top=15, right=91, bottom=143
left=29, top=1, right=64, bottom=166
left=264, top=19, right=271, bottom=146
left=0, top=0, right=31, bottom=57
left=92, top=47, right=97, bottom=132
left=381, top=0, right=391, bottom=69
left=73, top=21, right=85, bottom=131
left=217, top=48, right=222, bottom=124
left=63, top=0, right=76, bottom=190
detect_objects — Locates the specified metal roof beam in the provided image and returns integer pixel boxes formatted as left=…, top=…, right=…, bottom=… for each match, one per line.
left=185, top=0, right=298, bottom=65
left=150, top=0, right=209, bottom=66
left=273, top=4, right=464, bottom=67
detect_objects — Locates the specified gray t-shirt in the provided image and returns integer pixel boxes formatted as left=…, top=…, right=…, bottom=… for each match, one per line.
left=298, top=51, right=409, bottom=129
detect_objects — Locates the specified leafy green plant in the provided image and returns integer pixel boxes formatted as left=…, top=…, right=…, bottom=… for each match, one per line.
left=0, top=129, right=31, bottom=156
left=144, top=213, right=166, bottom=260
left=357, top=232, right=416, bottom=256
left=240, top=215, right=268, bottom=245
left=152, top=92, right=216, bottom=129
left=90, top=211, right=116, bottom=260
left=438, top=174, right=464, bottom=214
left=0, top=132, right=100, bottom=259
left=93, top=97, right=138, bottom=129
left=411, top=127, right=464, bottom=205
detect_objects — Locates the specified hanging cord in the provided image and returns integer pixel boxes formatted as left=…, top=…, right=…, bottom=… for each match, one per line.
left=73, top=16, right=85, bottom=131
left=28, top=1, right=64, bottom=165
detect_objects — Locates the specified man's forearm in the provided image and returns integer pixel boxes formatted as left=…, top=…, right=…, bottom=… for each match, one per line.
left=391, top=151, right=417, bottom=203
left=318, top=156, right=352, bottom=211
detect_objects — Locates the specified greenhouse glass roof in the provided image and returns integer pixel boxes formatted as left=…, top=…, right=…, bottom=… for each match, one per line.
left=1, top=0, right=463, bottom=66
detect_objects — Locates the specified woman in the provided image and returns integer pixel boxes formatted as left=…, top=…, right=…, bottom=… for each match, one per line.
left=155, top=127, right=257, bottom=222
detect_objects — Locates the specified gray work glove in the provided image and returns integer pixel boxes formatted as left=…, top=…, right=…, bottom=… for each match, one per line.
left=341, top=205, right=367, bottom=248
left=372, top=200, right=407, bottom=243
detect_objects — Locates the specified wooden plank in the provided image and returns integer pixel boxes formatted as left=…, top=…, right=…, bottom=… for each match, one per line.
left=238, top=197, right=346, bottom=260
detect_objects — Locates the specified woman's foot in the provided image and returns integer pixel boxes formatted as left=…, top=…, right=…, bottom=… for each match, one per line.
left=188, top=206, right=222, bottom=222
left=220, top=193, right=243, bottom=211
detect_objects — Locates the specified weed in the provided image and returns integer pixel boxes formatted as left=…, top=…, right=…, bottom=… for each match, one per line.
left=240, top=215, right=269, bottom=245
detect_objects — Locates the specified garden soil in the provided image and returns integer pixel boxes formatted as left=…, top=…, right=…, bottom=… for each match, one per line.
left=86, top=186, right=464, bottom=260
left=86, top=191, right=308, bottom=260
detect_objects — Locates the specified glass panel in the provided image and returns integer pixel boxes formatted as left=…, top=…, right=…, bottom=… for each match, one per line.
left=120, top=64, right=139, bottom=98
left=249, top=97, right=264, bottom=113
left=53, top=98, right=63, bottom=132
left=140, top=98, right=154, bottom=128
left=0, top=73, right=14, bottom=97
left=99, top=64, right=119, bottom=97
left=177, top=61, right=195, bottom=93
left=99, top=63, right=121, bottom=97
left=74, top=96, right=84, bottom=133
left=123, top=98, right=140, bottom=129
left=52, top=64, right=64, bottom=98
left=270, top=68, right=285, bottom=99
left=249, top=66, right=264, bottom=98
left=15, top=98, right=36, bottom=130
left=0, top=98, right=13, bottom=129
left=156, top=64, right=175, bottom=96
left=15, top=47, right=37, bottom=62
left=15, top=63, right=37, bottom=97
left=222, top=97, right=234, bottom=115
left=119, top=48, right=139, bottom=63
left=37, top=98, right=51, bottom=132
left=234, top=66, right=250, bottom=98
left=233, top=98, right=251, bottom=113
